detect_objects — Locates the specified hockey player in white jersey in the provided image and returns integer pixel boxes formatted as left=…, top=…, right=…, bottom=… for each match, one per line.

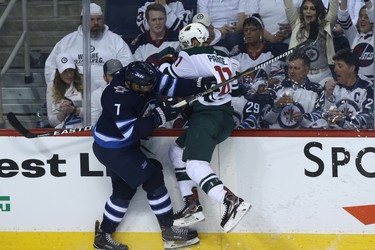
left=161, top=23, right=251, bottom=232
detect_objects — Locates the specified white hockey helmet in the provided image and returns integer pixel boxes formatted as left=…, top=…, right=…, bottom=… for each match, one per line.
left=179, top=23, right=209, bottom=49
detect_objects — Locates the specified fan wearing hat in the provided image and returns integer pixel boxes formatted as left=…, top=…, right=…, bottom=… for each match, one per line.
left=44, top=3, right=134, bottom=95
left=46, top=53, right=84, bottom=129
left=91, top=59, right=123, bottom=125
left=192, top=12, right=229, bottom=55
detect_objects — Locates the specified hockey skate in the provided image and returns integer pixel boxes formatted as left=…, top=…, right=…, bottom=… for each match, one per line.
left=173, top=187, right=205, bottom=227
left=93, top=220, right=128, bottom=250
left=162, top=225, right=200, bottom=249
left=220, top=187, right=251, bottom=233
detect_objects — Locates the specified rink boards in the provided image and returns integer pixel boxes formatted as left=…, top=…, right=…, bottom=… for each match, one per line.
left=0, top=129, right=375, bottom=249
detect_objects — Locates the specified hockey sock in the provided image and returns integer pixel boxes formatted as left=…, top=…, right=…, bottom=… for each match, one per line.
left=169, top=142, right=197, bottom=197
left=100, top=196, right=129, bottom=234
left=186, top=160, right=226, bottom=204
left=148, top=186, right=174, bottom=227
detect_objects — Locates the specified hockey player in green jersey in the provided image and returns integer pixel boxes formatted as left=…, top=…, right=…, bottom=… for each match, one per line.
left=161, top=22, right=251, bottom=232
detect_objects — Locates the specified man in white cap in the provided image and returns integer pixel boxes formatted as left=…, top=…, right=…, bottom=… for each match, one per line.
left=192, top=12, right=229, bottom=55
left=91, top=59, right=123, bottom=125
left=44, top=3, right=134, bottom=94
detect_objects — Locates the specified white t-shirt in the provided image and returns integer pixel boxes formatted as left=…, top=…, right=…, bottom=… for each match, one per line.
left=197, top=0, right=247, bottom=28
left=44, top=25, right=134, bottom=92
left=245, top=0, right=299, bottom=34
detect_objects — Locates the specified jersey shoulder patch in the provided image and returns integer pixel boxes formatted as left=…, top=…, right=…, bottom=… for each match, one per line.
left=114, top=86, right=127, bottom=93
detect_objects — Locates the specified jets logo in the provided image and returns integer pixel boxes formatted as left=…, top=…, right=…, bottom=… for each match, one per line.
left=353, top=43, right=374, bottom=68
left=278, top=102, right=305, bottom=128
left=61, top=57, right=68, bottom=64
left=336, top=99, right=360, bottom=117
left=304, top=47, right=319, bottom=63
left=134, top=72, right=145, bottom=79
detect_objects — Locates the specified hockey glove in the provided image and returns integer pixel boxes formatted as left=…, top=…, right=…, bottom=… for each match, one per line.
left=194, top=77, right=219, bottom=93
left=152, top=97, right=182, bottom=127
left=146, top=47, right=178, bottom=67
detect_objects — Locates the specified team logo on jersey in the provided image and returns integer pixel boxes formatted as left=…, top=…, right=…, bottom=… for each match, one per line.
left=353, top=43, right=374, bottom=68
left=336, top=99, right=360, bottom=117
left=303, top=47, right=319, bottom=63
left=114, top=86, right=127, bottom=93
left=278, top=102, right=305, bottom=128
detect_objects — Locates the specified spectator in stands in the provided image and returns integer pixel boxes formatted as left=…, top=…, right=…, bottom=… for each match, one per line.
left=197, top=0, right=247, bottom=51
left=192, top=12, right=229, bottom=55
left=137, top=0, right=191, bottom=33
left=131, top=3, right=181, bottom=61
left=46, top=53, right=84, bottom=129
left=232, top=79, right=275, bottom=129
left=91, top=59, right=123, bottom=125
left=337, top=0, right=374, bottom=83
left=230, top=15, right=288, bottom=87
left=245, top=0, right=299, bottom=44
left=263, top=52, right=324, bottom=128
left=320, top=49, right=374, bottom=129
left=44, top=3, right=134, bottom=92
left=284, top=0, right=338, bottom=85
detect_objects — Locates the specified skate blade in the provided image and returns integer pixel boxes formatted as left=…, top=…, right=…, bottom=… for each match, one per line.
left=164, top=237, right=200, bottom=249
left=223, top=202, right=251, bottom=233
left=173, top=211, right=205, bottom=227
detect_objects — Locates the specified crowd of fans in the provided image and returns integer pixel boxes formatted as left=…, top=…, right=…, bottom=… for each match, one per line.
left=44, top=0, right=374, bottom=130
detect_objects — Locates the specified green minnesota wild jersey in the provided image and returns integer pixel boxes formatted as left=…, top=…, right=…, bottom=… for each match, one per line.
left=163, top=46, right=239, bottom=106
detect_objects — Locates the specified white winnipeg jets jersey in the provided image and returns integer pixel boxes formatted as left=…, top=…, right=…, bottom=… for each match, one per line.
left=338, top=8, right=374, bottom=82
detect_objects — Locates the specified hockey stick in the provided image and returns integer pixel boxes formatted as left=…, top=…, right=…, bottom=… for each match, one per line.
left=172, top=25, right=319, bottom=108
left=7, top=112, right=92, bottom=138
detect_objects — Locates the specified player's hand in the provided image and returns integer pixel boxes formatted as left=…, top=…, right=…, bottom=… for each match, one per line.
left=195, top=77, right=219, bottom=93
left=152, top=97, right=182, bottom=127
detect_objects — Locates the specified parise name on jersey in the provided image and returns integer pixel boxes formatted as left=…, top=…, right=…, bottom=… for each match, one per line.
left=207, top=54, right=228, bottom=65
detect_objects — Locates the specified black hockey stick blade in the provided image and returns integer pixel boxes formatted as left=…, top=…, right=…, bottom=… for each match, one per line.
left=172, top=29, right=319, bottom=109
left=7, top=112, right=92, bottom=138
left=7, top=112, right=38, bottom=138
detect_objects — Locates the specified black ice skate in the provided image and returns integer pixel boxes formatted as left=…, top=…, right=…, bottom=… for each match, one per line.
left=93, top=220, right=128, bottom=250
left=162, top=225, right=200, bottom=249
left=220, top=187, right=251, bottom=233
left=173, top=187, right=205, bottom=227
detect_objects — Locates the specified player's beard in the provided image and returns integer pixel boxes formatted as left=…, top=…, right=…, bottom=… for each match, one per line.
left=90, top=25, right=105, bottom=39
